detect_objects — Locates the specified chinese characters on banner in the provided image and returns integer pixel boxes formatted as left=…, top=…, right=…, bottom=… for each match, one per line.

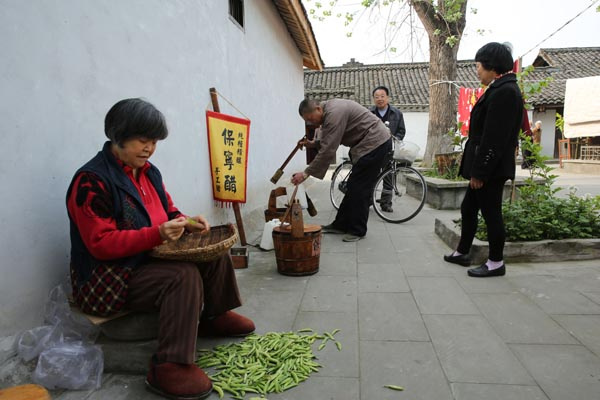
left=457, top=87, right=484, bottom=136
left=206, top=111, right=250, bottom=204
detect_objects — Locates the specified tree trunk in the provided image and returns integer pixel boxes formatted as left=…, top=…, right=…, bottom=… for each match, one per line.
left=422, top=36, right=460, bottom=166
left=410, top=0, right=468, bottom=167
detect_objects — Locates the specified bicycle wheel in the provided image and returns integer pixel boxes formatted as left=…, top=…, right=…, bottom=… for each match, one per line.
left=372, top=165, right=427, bottom=223
left=330, top=160, right=352, bottom=210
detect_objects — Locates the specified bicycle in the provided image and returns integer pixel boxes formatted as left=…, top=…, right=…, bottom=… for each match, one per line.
left=329, top=141, right=427, bottom=223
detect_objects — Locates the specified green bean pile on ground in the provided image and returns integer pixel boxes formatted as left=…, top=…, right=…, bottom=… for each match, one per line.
left=196, top=329, right=341, bottom=399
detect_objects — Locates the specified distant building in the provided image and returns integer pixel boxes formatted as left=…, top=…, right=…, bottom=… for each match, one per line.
left=304, top=47, right=600, bottom=159
left=527, top=47, right=600, bottom=157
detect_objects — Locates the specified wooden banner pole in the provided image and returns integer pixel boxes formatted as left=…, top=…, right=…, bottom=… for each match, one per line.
left=209, top=87, right=248, bottom=246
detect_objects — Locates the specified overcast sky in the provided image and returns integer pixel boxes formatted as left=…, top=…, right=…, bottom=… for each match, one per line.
left=303, top=0, right=600, bottom=68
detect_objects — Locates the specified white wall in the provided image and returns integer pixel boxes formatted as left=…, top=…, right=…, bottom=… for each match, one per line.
left=0, top=0, right=307, bottom=336
left=403, top=112, right=429, bottom=157
left=532, top=110, right=558, bottom=158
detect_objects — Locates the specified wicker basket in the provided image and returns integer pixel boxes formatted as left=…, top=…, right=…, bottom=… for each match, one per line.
left=150, top=224, right=238, bottom=263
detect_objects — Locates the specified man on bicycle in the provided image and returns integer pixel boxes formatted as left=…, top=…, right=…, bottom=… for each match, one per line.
left=370, top=86, right=406, bottom=213
left=291, top=99, right=392, bottom=242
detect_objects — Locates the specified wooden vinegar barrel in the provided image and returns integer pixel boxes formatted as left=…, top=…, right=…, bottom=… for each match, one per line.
left=272, top=224, right=321, bottom=276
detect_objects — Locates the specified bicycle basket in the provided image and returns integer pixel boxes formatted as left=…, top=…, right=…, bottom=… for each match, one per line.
left=392, top=139, right=420, bottom=162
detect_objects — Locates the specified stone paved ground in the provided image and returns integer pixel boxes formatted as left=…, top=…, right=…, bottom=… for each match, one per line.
left=35, top=170, right=600, bottom=399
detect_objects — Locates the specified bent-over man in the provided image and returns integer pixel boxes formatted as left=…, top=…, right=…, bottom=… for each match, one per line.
left=291, top=98, right=391, bottom=242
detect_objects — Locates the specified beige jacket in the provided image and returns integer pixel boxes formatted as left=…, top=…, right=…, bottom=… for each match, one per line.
left=305, top=99, right=391, bottom=179
left=532, top=127, right=542, bottom=144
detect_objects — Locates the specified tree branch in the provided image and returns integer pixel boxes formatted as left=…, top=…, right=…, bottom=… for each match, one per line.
left=410, top=0, right=441, bottom=34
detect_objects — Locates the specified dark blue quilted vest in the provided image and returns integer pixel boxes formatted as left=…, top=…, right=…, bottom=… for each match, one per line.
left=66, top=141, right=170, bottom=286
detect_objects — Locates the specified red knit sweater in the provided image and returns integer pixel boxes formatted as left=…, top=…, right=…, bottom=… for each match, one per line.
left=67, top=161, right=182, bottom=261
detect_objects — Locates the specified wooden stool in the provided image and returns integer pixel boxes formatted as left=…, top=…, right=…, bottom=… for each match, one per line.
left=0, top=384, right=51, bottom=400
left=69, top=302, right=131, bottom=326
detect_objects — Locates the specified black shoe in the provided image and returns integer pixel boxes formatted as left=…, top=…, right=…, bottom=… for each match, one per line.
left=321, top=223, right=345, bottom=234
left=467, top=263, right=505, bottom=277
left=381, top=204, right=393, bottom=213
left=342, top=234, right=364, bottom=242
left=443, top=253, right=472, bottom=267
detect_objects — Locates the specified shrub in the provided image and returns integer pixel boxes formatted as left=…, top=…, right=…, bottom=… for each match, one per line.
left=474, top=134, right=600, bottom=241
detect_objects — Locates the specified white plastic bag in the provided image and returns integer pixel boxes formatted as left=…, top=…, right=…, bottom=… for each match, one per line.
left=260, top=219, right=280, bottom=251
left=33, top=343, right=103, bottom=390
left=18, top=285, right=103, bottom=390
left=44, top=285, right=99, bottom=343
left=392, top=139, right=420, bottom=163
left=17, top=325, right=63, bottom=362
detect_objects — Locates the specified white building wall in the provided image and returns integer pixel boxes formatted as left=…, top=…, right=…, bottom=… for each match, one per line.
left=0, top=0, right=307, bottom=336
left=532, top=110, right=558, bottom=158
left=402, top=112, right=429, bottom=157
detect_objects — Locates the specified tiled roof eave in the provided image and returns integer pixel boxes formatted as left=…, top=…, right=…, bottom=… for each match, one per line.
left=272, top=0, right=324, bottom=70
left=303, top=47, right=600, bottom=111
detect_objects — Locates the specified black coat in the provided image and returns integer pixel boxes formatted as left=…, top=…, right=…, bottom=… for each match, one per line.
left=459, top=74, right=524, bottom=182
left=370, top=105, right=406, bottom=140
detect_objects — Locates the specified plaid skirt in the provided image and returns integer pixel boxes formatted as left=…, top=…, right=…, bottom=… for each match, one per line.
left=70, top=263, right=131, bottom=317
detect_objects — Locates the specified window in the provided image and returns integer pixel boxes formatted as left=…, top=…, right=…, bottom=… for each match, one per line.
left=229, top=0, right=244, bottom=29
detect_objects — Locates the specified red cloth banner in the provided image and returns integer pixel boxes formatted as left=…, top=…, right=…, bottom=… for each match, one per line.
left=457, top=87, right=484, bottom=135
left=512, top=58, right=520, bottom=73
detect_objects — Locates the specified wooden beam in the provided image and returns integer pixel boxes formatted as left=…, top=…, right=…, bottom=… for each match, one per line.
left=209, top=87, right=248, bottom=246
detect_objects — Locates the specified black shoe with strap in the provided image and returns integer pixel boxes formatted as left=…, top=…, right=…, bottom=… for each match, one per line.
left=443, top=253, right=472, bottom=267
left=467, top=263, right=506, bottom=277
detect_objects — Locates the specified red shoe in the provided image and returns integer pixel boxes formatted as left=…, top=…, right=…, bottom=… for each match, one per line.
left=145, top=357, right=212, bottom=400
left=198, top=311, right=255, bottom=337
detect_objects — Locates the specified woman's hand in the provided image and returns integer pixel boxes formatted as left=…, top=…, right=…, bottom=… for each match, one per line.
left=470, top=177, right=484, bottom=189
left=291, top=172, right=308, bottom=185
left=159, top=217, right=187, bottom=242
left=185, top=215, right=211, bottom=234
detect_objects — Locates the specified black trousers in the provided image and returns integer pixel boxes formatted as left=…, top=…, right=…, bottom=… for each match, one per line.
left=333, top=139, right=392, bottom=236
left=457, top=178, right=507, bottom=261
left=521, top=148, right=534, bottom=168
left=379, top=151, right=394, bottom=205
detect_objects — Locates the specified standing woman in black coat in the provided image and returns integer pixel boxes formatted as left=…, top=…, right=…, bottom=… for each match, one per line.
left=444, top=42, right=524, bottom=277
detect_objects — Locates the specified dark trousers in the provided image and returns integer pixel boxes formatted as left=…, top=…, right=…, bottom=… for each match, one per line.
left=333, top=139, right=392, bottom=236
left=126, top=255, right=242, bottom=364
left=457, top=178, right=507, bottom=261
left=379, top=151, right=394, bottom=205
left=521, top=148, right=534, bottom=168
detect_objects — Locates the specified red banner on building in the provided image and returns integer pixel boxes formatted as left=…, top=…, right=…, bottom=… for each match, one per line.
left=457, top=87, right=484, bottom=135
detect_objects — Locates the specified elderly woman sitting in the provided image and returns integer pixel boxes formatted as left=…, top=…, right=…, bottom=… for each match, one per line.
left=66, top=98, right=254, bottom=399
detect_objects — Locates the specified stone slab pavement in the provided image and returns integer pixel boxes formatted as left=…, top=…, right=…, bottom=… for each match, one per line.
left=38, top=174, right=600, bottom=399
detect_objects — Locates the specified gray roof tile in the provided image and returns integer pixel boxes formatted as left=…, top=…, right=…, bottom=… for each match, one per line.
left=304, top=47, right=600, bottom=111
